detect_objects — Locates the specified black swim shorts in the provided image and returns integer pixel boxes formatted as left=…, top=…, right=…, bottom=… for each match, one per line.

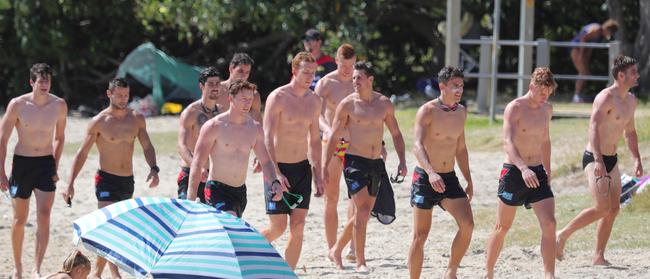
left=410, top=166, right=467, bottom=210
left=582, top=151, right=618, bottom=174
left=205, top=180, right=247, bottom=218
left=95, top=170, right=134, bottom=202
left=343, top=154, right=388, bottom=198
left=497, top=164, right=554, bottom=209
left=266, top=159, right=312, bottom=214
left=9, top=155, right=56, bottom=199
left=177, top=167, right=206, bottom=203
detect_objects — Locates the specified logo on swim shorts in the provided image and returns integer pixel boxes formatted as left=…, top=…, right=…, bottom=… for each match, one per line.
left=350, top=181, right=361, bottom=190
left=499, top=191, right=513, bottom=201
left=10, top=185, right=17, bottom=197
left=267, top=202, right=276, bottom=211
left=500, top=168, right=509, bottom=179
left=213, top=202, right=225, bottom=210
left=413, top=194, right=425, bottom=204
left=99, top=191, right=110, bottom=198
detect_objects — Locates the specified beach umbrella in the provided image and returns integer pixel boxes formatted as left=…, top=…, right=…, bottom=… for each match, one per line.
left=72, top=197, right=297, bottom=279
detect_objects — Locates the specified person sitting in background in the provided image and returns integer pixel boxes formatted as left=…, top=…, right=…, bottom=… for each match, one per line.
left=42, top=250, right=91, bottom=279
left=570, top=19, right=619, bottom=103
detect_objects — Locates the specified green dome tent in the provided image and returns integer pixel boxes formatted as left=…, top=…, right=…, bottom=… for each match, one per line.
left=116, top=43, right=202, bottom=111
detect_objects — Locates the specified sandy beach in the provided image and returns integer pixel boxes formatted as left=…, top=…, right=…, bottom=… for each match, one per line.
left=1, top=116, right=648, bottom=279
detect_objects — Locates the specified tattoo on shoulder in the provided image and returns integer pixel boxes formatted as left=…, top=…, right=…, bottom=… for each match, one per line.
left=197, top=113, right=208, bottom=126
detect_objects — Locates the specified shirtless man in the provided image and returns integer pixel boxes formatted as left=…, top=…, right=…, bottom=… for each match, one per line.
left=63, top=78, right=159, bottom=279
left=186, top=80, right=283, bottom=217
left=557, top=55, right=643, bottom=265
left=408, top=66, right=474, bottom=279
left=260, top=52, right=324, bottom=270
left=325, top=61, right=407, bottom=272
left=485, top=67, right=557, bottom=279
left=219, top=53, right=262, bottom=123
left=315, top=43, right=357, bottom=255
left=0, top=63, right=67, bottom=279
left=177, top=67, right=222, bottom=203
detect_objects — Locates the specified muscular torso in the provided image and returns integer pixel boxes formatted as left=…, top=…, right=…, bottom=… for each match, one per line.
left=420, top=102, right=466, bottom=172
left=179, top=101, right=220, bottom=167
left=345, top=93, right=389, bottom=159
left=207, top=116, right=258, bottom=186
left=320, top=74, right=354, bottom=139
left=270, top=87, right=320, bottom=163
left=506, top=101, right=551, bottom=166
left=13, top=94, right=64, bottom=156
left=94, top=111, right=141, bottom=176
left=588, top=91, right=636, bottom=155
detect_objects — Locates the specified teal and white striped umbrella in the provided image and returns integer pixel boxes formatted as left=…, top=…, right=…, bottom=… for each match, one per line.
left=73, top=197, right=297, bottom=279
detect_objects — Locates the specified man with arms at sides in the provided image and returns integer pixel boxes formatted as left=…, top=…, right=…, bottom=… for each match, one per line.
left=0, top=63, right=67, bottom=279
left=177, top=67, right=222, bottom=203
left=557, top=55, right=643, bottom=265
left=407, top=66, right=474, bottom=279
left=324, top=61, right=407, bottom=272
left=219, top=53, right=263, bottom=123
left=187, top=80, right=283, bottom=217
left=260, top=51, right=325, bottom=270
left=315, top=43, right=358, bottom=259
left=485, top=67, right=557, bottom=279
left=63, top=78, right=160, bottom=279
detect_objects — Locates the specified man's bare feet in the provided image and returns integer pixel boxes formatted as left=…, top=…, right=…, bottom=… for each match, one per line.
left=30, top=270, right=40, bottom=279
left=355, top=265, right=370, bottom=273
left=11, top=268, right=22, bottom=279
left=484, top=270, right=494, bottom=279
left=345, top=250, right=356, bottom=263
left=592, top=256, right=612, bottom=266
left=328, top=248, right=344, bottom=270
left=444, top=268, right=458, bottom=279
left=555, top=233, right=567, bottom=261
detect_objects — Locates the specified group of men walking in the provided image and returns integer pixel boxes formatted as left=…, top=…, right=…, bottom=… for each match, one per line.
left=0, top=34, right=643, bottom=279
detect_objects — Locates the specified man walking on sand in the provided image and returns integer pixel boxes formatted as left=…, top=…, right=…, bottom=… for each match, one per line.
left=324, top=61, right=407, bottom=273
left=260, top=52, right=325, bottom=270
left=484, top=67, right=557, bottom=279
left=186, top=80, right=284, bottom=217
left=315, top=43, right=358, bottom=259
left=63, top=78, right=159, bottom=279
left=177, top=67, right=222, bottom=203
left=0, top=63, right=67, bottom=279
left=408, top=66, right=474, bottom=279
left=556, top=55, right=643, bottom=265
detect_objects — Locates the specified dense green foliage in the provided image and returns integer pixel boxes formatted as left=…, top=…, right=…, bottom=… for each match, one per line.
left=0, top=0, right=644, bottom=109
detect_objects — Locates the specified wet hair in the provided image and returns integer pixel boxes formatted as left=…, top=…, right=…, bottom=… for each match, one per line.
left=199, top=67, right=221, bottom=85
left=108, top=77, right=129, bottom=91
left=437, top=66, right=464, bottom=84
left=611, top=55, right=637, bottom=79
left=60, top=250, right=90, bottom=274
left=530, top=67, right=557, bottom=91
left=336, top=44, right=356, bottom=60
left=291, top=52, right=316, bottom=70
left=228, top=79, right=257, bottom=96
left=29, top=63, right=53, bottom=81
left=353, top=61, right=375, bottom=77
left=602, top=19, right=619, bottom=35
left=230, top=53, right=254, bottom=67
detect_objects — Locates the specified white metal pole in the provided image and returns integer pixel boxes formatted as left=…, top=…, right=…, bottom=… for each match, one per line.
left=445, top=0, right=461, bottom=67
left=517, top=0, right=535, bottom=97
left=489, top=0, right=501, bottom=124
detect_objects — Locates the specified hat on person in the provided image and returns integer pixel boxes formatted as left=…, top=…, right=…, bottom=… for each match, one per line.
left=302, top=28, right=323, bottom=41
